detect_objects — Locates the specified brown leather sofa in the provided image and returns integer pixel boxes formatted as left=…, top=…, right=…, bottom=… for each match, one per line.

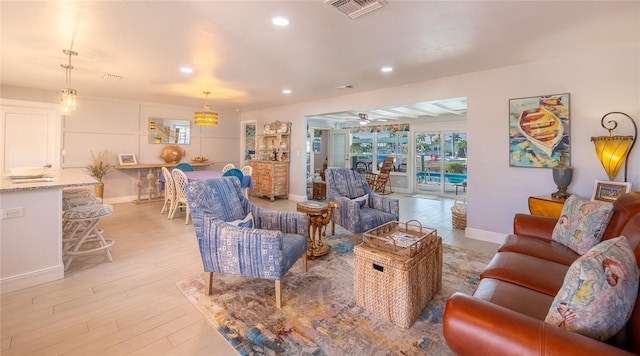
left=443, top=192, right=640, bottom=355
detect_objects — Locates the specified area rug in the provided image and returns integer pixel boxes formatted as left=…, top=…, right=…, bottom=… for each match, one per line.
left=176, top=228, right=491, bottom=355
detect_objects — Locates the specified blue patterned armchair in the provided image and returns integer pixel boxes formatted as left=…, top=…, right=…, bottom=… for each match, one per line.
left=185, top=177, right=308, bottom=308
left=325, top=168, right=399, bottom=245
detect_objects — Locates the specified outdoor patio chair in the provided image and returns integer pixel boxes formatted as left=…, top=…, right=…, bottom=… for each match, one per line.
left=221, top=163, right=235, bottom=173
left=367, top=156, right=395, bottom=194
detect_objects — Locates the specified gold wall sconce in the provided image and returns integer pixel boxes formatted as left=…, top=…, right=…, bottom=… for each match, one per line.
left=590, top=112, right=637, bottom=182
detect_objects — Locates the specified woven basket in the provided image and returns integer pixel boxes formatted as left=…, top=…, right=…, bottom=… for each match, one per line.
left=451, top=200, right=467, bottom=230
left=354, top=233, right=442, bottom=328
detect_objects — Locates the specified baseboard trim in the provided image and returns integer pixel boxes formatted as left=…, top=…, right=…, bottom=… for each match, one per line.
left=1, top=265, right=64, bottom=294
left=465, top=228, right=507, bottom=245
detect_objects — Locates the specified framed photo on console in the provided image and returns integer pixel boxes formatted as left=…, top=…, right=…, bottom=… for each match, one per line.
left=118, top=153, right=137, bottom=166
left=591, top=180, right=632, bottom=202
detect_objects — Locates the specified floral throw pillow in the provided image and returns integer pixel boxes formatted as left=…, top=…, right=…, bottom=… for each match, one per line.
left=551, top=195, right=614, bottom=255
left=545, top=236, right=639, bottom=340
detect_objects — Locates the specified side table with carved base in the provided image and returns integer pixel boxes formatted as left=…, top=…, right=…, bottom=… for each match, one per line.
left=296, top=201, right=337, bottom=259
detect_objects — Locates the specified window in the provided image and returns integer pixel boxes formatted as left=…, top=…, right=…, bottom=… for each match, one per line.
left=348, top=124, right=410, bottom=173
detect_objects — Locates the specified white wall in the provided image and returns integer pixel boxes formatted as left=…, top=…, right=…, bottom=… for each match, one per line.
left=0, top=87, right=241, bottom=202
left=2, top=43, right=638, bottom=240
left=242, top=43, right=640, bottom=242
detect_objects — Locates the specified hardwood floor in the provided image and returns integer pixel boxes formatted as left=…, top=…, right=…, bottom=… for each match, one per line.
left=1, top=194, right=499, bottom=355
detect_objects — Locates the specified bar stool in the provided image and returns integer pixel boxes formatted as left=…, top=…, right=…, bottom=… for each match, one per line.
left=63, top=204, right=115, bottom=271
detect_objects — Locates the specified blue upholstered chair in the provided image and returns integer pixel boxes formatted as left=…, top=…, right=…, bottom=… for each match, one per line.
left=175, top=162, right=194, bottom=172
left=222, top=167, right=244, bottom=185
left=185, top=177, right=308, bottom=308
left=325, top=167, right=399, bottom=245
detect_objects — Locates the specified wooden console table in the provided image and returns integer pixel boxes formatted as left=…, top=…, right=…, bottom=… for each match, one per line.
left=115, top=162, right=213, bottom=203
left=528, top=196, right=566, bottom=219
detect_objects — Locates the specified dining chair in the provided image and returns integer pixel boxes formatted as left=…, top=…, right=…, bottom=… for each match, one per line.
left=169, top=168, right=191, bottom=224
left=160, top=166, right=175, bottom=215
left=241, top=165, right=253, bottom=176
left=222, top=163, right=235, bottom=173
left=175, top=162, right=194, bottom=172
left=222, top=168, right=244, bottom=186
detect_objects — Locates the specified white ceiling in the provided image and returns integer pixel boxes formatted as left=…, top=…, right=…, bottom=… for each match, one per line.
left=1, top=1, right=638, bottom=116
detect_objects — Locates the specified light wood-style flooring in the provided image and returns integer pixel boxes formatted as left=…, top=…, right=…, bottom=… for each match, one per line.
left=1, top=194, right=499, bottom=355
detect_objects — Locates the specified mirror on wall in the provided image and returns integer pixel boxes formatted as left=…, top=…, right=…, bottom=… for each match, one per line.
left=149, top=118, right=190, bottom=144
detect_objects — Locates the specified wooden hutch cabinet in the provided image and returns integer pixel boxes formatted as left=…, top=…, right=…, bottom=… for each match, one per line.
left=250, top=121, right=291, bottom=201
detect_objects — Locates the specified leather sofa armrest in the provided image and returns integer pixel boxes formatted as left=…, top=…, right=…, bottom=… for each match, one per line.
left=443, top=293, right=635, bottom=356
left=513, top=213, right=557, bottom=239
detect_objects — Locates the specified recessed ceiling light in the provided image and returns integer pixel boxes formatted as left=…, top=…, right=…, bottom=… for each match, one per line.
left=381, top=67, right=393, bottom=72
left=282, top=89, right=292, bottom=94
left=180, top=67, right=193, bottom=74
left=272, top=17, right=290, bottom=26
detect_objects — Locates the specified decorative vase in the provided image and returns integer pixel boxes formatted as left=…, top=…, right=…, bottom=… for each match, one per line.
left=551, top=155, right=572, bottom=199
left=95, top=181, right=104, bottom=199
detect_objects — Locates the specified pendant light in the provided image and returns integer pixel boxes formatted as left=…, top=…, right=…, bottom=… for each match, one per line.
left=194, top=91, right=219, bottom=126
left=590, top=112, right=637, bottom=182
left=60, top=49, right=78, bottom=115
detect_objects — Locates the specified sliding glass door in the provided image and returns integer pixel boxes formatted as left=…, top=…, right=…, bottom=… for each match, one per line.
left=415, top=130, right=467, bottom=197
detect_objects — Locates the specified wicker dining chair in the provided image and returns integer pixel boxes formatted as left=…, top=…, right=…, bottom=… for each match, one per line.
left=222, top=163, right=235, bottom=173
left=169, top=168, right=191, bottom=224
left=160, top=166, right=175, bottom=215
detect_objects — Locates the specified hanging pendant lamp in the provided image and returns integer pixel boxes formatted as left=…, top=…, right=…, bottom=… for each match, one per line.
left=60, top=49, right=78, bottom=115
left=194, top=91, right=218, bottom=126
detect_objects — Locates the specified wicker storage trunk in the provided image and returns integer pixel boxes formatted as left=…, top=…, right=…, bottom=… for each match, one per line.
left=354, top=231, right=442, bottom=328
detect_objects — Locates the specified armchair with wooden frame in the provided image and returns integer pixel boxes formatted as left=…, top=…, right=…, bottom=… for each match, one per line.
left=365, top=156, right=395, bottom=194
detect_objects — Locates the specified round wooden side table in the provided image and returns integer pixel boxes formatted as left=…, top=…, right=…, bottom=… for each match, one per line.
left=296, top=200, right=337, bottom=259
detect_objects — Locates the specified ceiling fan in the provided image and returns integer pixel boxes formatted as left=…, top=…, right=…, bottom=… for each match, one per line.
left=356, top=113, right=388, bottom=125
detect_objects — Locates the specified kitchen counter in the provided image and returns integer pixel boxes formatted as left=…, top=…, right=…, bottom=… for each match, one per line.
left=1, top=170, right=98, bottom=293
left=0, top=169, right=98, bottom=192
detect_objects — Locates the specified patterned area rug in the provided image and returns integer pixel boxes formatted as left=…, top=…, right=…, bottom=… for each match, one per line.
left=176, top=228, right=491, bottom=355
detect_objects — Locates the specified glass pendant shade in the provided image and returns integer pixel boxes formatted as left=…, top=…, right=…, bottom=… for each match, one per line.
left=194, top=91, right=218, bottom=126
left=591, top=135, right=633, bottom=181
left=61, top=88, right=77, bottom=114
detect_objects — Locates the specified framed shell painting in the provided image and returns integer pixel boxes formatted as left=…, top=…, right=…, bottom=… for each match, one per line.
left=509, top=93, right=570, bottom=168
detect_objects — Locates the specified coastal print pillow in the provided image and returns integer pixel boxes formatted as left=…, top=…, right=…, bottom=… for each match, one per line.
left=545, top=236, right=639, bottom=340
left=551, top=195, right=614, bottom=255
left=228, top=212, right=254, bottom=229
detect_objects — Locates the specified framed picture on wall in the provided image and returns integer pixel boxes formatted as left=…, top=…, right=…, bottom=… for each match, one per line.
left=591, top=180, right=632, bottom=202
left=118, top=153, right=137, bottom=166
left=509, top=93, right=570, bottom=168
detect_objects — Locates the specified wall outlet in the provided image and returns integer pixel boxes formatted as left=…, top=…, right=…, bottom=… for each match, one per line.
left=1, top=207, right=24, bottom=219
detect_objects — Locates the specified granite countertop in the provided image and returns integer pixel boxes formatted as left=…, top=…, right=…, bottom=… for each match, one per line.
left=0, top=169, right=98, bottom=192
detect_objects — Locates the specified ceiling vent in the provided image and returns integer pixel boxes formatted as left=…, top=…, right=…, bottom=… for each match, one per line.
left=324, top=0, right=387, bottom=19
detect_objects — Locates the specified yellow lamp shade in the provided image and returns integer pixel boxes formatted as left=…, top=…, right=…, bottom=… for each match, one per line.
left=194, top=107, right=218, bottom=126
left=591, top=135, right=633, bottom=181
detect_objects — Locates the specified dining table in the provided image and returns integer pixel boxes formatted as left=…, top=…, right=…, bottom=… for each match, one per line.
left=159, top=170, right=254, bottom=189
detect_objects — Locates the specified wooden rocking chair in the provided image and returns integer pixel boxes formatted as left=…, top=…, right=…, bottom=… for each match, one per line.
left=366, top=157, right=395, bottom=194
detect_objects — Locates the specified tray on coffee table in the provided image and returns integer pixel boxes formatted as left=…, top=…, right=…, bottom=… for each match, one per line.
left=363, top=220, right=437, bottom=258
